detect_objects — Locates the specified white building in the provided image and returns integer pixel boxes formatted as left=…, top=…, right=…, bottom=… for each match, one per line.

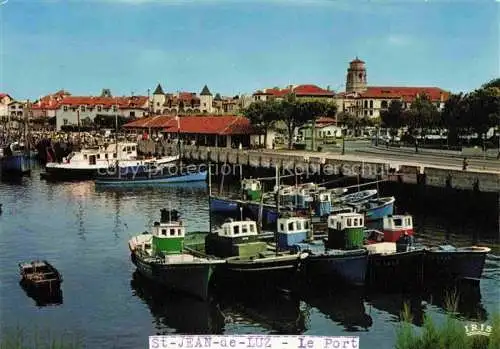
left=0, top=93, right=14, bottom=121
left=55, top=95, right=149, bottom=130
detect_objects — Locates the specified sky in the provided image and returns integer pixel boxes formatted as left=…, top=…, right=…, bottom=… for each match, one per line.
left=0, top=0, right=498, bottom=100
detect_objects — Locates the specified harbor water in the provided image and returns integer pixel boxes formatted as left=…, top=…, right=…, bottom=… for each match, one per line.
left=0, top=167, right=499, bottom=348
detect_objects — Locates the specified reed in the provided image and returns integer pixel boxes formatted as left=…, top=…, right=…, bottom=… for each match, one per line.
left=395, top=292, right=500, bottom=349
left=0, top=326, right=83, bottom=349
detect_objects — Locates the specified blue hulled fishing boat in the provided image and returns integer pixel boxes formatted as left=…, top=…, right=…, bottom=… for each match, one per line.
left=0, top=142, right=30, bottom=176
left=275, top=215, right=368, bottom=287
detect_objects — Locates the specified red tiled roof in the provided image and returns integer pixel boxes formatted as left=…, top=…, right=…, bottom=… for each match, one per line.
left=0, top=93, right=11, bottom=99
left=316, top=116, right=336, bottom=125
left=253, top=84, right=333, bottom=97
left=124, top=115, right=254, bottom=135
left=360, top=86, right=449, bottom=101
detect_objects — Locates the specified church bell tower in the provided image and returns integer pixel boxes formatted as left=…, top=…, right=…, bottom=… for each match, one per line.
left=346, top=57, right=367, bottom=93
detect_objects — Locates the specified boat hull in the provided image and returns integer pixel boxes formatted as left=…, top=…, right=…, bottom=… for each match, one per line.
left=44, top=166, right=99, bottom=180
left=1, top=154, right=31, bottom=176
left=301, top=250, right=368, bottom=287
left=367, top=250, right=425, bottom=289
left=424, top=250, right=489, bottom=281
left=217, top=255, right=301, bottom=293
left=131, top=252, right=217, bottom=300
left=363, top=201, right=394, bottom=222
left=209, top=197, right=240, bottom=214
left=95, top=170, right=207, bottom=186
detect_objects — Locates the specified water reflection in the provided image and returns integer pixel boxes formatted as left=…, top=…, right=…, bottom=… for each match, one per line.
left=130, top=271, right=225, bottom=334
left=19, top=281, right=63, bottom=307
left=366, top=292, right=426, bottom=326
left=217, top=291, right=307, bottom=334
left=423, top=281, right=487, bottom=321
left=302, top=290, right=373, bottom=332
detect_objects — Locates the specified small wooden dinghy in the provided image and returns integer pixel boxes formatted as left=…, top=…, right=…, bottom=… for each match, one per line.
left=19, top=260, right=62, bottom=292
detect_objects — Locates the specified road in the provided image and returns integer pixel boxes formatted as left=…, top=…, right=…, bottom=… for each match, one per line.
left=275, top=140, right=500, bottom=173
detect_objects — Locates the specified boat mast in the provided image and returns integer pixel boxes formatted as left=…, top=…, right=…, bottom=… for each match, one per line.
left=275, top=163, right=280, bottom=256
left=208, top=161, right=212, bottom=233
left=115, top=100, right=119, bottom=167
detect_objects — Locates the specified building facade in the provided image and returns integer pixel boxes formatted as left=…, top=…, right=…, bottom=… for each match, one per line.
left=336, top=58, right=450, bottom=119
left=252, top=84, right=335, bottom=103
left=0, top=94, right=14, bottom=121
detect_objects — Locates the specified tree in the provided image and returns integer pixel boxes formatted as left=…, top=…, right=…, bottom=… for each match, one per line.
left=465, top=86, right=500, bottom=146
left=243, top=100, right=281, bottom=147
left=441, top=93, right=467, bottom=146
left=281, top=94, right=313, bottom=149
left=406, top=94, right=440, bottom=149
left=380, top=100, right=403, bottom=141
left=298, top=100, right=337, bottom=150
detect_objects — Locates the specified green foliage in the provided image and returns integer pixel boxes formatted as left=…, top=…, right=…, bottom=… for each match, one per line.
left=243, top=100, right=282, bottom=146
left=381, top=100, right=404, bottom=129
left=0, top=327, right=83, bottom=349
left=394, top=300, right=500, bottom=349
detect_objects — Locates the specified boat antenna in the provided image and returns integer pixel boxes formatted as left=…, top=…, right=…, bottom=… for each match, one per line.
left=275, top=163, right=280, bottom=256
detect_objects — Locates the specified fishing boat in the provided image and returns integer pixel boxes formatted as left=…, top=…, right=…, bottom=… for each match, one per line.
left=18, top=260, right=62, bottom=293
left=1, top=142, right=30, bottom=176
left=424, top=245, right=491, bottom=281
left=44, top=142, right=178, bottom=179
left=95, top=163, right=207, bottom=186
left=348, top=196, right=395, bottom=222
left=204, top=219, right=307, bottom=293
left=277, top=215, right=368, bottom=287
left=365, top=214, right=414, bottom=243
left=335, top=189, right=378, bottom=204
left=128, top=209, right=225, bottom=300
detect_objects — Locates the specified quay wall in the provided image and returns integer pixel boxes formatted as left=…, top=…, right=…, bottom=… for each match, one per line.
left=142, top=141, right=500, bottom=194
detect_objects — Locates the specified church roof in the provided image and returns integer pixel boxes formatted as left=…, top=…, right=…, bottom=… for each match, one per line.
left=200, top=85, right=212, bottom=96
left=153, top=84, right=165, bottom=95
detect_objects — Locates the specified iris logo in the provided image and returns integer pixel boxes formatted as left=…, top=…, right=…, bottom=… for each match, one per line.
left=464, top=322, right=492, bottom=337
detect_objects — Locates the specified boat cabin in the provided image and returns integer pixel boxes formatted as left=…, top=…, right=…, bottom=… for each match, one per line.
left=151, top=209, right=185, bottom=255
left=277, top=217, right=311, bottom=249
left=327, top=212, right=365, bottom=250
left=241, top=179, right=262, bottom=201
left=314, top=191, right=332, bottom=217
left=382, top=215, right=414, bottom=242
left=205, top=219, right=267, bottom=258
left=63, top=142, right=138, bottom=165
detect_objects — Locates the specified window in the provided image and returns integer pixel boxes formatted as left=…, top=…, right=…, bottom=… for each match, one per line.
left=360, top=218, right=364, bottom=226
left=113, top=153, right=117, bottom=158
left=81, top=106, right=86, bottom=112
left=63, top=118, right=68, bottom=125
left=369, top=100, right=373, bottom=108
left=97, top=106, right=102, bottom=112
left=347, top=218, right=352, bottom=226
left=203, top=103, right=206, bottom=107
left=337, top=222, right=341, bottom=230
left=161, top=229, right=167, bottom=236
left=169, top=229, right=175, bottom=236
left=288, top=222, right=294, bottom=231
left=233, top=225, right=240, bottom=235
left=280, top=223, right=284, bottom=231
left=242, top=225, right=248, bottom=234
left=364, top=100, right=368, bottom=108
left=130, top=111, right=135, bottom=117
left=177, top=229, right=182, bottom=236
left=394, top=218, right=402, bottom=227
left=63, top=106, right=68, bottom=112
left=296, top=221, right=302, bottom=230
left=131, top=146, right=136, bottom=151
left=370, top=110, right=373, bottom=116
left=304, top=221, right=309, bottom=229
left=353, top=218, right=358, bottom=226
left=381, top=100, right=388, bottom=109
left=249, top=224, right=255, bottom=233
left=105, top=154, right=108, bottom=159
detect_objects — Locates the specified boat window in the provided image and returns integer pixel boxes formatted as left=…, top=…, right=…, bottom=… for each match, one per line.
left=406, top=218, right=411, bottom=226
left=347, top=218, right=352, bottom=227
left=105, top=154, right=108, bottom=159
left=360, top=218, right=364, bottom=226
left=145, top=244, right=151, bottom=249
left=288, top=222, right=294, bottom=231
left=132, top=146, right=136, bottom=151
left=233, top=225, right=240, bottom=235
left=394, top=218, right=402, bottom=227
left=161, top=229, right=167, bottom=236
left=177, top=229, right=182, bottom=236
left=169, top=229, right=175, bottom=236
left=304, top=221, right=309, bottom=229
left=249, top=224, right=255, bottom=233
left=296, top=221, right=302, bottom=230
left=337, top=222, right=341, bottom=230
left=223, top=227, right=229, bottom=235
left=353, top=218, right=358, bottom=226
left=280, top=223, right=284, bottom=231
left=242, top=224, right=248, bottom=234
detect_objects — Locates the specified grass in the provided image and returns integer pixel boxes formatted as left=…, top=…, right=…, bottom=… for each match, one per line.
left=0, top=326, right=83, bottom=349
left=395, top=290, right=500, bottom=349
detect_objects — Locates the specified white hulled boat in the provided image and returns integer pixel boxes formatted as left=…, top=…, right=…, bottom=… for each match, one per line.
left=44, top=142, right=178, bottom=179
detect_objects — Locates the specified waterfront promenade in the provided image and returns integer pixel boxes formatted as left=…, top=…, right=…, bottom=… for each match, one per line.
left=146, top=141, right=500, bottom=193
